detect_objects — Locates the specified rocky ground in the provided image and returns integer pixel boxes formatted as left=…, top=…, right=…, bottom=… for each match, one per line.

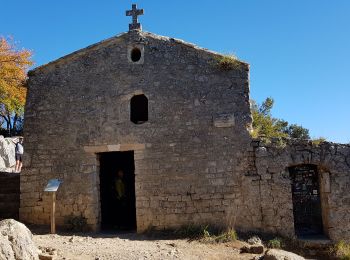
left=34, top=232, right=255, bottom=260
left=1, top=219, right=308, bottom=260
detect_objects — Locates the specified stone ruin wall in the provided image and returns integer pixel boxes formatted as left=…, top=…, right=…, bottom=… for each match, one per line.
left=237, top=139, right=350, bottom=242
left=20, top=31, right=252, bottom=232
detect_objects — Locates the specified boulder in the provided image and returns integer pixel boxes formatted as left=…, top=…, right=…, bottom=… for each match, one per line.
left=264, top=249, right=305, bottom=260
left=248, top=236, right=263, bottom=245
left=0, top=137, right=16, bottom=168
left=0, top=234, right=14, bottom=260
left=0, top=219, right=39, bottom=260
left=0, top=154, right=6, bottom=169
left=241, top=244, right=264, bottom=254
left=241, top=236, right=265, bottom=254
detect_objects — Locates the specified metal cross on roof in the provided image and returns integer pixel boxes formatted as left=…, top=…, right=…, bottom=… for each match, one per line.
left=126, top=4, right=144, bottom=31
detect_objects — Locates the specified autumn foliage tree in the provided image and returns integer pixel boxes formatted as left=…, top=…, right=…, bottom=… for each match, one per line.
left=0, top=37, right=33, bottom=136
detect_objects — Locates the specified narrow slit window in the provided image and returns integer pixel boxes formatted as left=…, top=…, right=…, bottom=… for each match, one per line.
left=130, top=95, right=148, bottom=124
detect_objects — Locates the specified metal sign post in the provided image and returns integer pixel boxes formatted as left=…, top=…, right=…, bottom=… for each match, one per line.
left=44, top=179, right=62, bottom=234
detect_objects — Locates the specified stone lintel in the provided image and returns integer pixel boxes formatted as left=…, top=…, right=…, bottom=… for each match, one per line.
left=84, top=143, right=145, bottom=153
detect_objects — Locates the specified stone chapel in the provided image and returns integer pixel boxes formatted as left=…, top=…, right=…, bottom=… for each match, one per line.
left=20, top=5, right=350, bottom=241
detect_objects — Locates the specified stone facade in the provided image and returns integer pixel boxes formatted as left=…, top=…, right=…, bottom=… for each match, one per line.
left=20, top=29, right=350, bottom=241
left=21, top=30, right=252, bottom=232
left=239, top=139, right=350, bottom=241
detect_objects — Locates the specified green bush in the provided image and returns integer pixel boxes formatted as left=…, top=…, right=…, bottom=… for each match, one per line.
left=312, top=137, right=327, bottom=146
left=64, top=214, right=88, bottom=232
left=267, top=237, right=283, bottom=249
left=250, top=97, right=312, bottom=141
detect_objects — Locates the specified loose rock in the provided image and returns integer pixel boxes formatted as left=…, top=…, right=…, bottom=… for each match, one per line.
left=264, top=249, right=305, bottom=260
left=241, top=244, right=265, bottom=254
left=0, top=219, right=39, bottom=260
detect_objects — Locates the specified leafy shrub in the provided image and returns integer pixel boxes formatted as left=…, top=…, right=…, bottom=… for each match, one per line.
left=267, top=237, right=283, bottom=249
left=312, top=137, right=327, bottom=146
left=64, top=214, right=88, bottom=232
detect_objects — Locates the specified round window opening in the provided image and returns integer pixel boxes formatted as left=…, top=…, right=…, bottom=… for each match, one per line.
left=131, top=48, right=142, bottom=62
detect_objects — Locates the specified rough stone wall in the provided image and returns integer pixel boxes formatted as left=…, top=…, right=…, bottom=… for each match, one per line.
left=241, top=139, right=350, bottom=241
left=21, top=31, right=252, bottom=231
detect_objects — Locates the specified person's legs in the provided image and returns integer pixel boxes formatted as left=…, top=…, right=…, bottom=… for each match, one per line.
left=18, top=154, right=23, bottom=172
left=15, top=160, right=19, bottom=172
left=18, top=161, right=23, bottom=172
left=15, top=154, right=20, bottom=172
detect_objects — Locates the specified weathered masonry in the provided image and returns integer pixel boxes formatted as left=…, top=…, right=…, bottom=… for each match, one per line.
left=239, top=139, right=350, bottom=241
left=21, top=5, right=252, bottom=233
left=20, top=5, right=350, bottom=242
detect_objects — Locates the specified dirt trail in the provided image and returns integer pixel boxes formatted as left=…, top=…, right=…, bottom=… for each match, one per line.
left=34, top=232, right=255, bottom=260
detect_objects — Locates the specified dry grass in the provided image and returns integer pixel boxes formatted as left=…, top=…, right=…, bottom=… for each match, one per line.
left=174, top=225, right=237, bottom=243
left=216, top=54, right=242, bottom=71
left=333, top=241, right=350, bottom=260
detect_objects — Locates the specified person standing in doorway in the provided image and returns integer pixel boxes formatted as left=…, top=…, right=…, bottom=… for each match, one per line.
left=15, top=137, right=24, bottom=173
left=114, top=170, right=127, bottom=228
left=115, top=170, right=126, bottom=201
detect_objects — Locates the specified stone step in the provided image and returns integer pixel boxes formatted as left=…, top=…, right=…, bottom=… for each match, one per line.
left=0, top=207, right=19, bottom=214
left=0, top=193, right=20, bottom=201
left=0, top=202, right=20, bottom=209
left=0, top=187, right=19, bottom=191
left=297, top=237, right=333, bottom=259
left=0, top=188, right=19, bottom=193
left=0, top=212, right=19, bottom=220
left=0, top=173, right=20, bottom=179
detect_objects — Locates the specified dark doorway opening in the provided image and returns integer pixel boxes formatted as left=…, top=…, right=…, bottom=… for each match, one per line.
left=99, top=151, right=136, bottom=231
left=289, top=164, right=324, bottom=237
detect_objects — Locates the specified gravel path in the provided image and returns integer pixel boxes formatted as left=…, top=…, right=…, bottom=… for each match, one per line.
left=34, top=232, right=255, bottom=260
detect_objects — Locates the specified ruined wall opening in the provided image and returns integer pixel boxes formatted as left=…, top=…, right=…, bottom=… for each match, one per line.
left=289, top=164, right=324, bottom=237
left=99, top=151, right=136, bottom=231
left=130, top=94, right=148, bottom=124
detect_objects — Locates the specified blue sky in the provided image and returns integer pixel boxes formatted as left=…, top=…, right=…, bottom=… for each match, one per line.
left=2, top=1, right=349, bottom=143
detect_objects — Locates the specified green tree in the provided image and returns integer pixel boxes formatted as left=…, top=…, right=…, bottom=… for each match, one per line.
left=286, top=124, right=310, bottom=139
left=251, top=97, right=310, bottom=140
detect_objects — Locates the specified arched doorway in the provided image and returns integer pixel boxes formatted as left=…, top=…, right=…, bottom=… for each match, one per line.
left=289, top=164, right=324, bottom=237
